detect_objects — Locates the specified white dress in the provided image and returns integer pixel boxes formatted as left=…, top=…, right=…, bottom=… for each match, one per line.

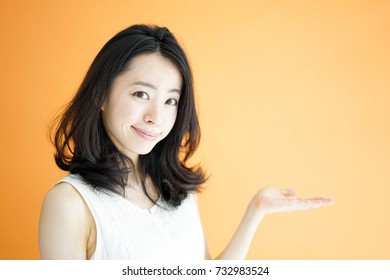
left=57, top=174, right=205, bottom=260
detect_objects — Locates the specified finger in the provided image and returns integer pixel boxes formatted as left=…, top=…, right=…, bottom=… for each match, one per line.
left=310, top=197, right=334, bottom=206
left=318, top=198, right=335, bottom=205
left=298, top=198, right=334, bottom=209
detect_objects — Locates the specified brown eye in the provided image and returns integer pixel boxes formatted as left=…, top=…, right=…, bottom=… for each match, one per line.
left=165, top=98, right=178, bottom=106
left=133, top=91, right=148, bottom=99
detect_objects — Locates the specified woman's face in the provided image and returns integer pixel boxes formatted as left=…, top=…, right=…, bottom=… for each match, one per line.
left=102, top=52, right=182, bottom=161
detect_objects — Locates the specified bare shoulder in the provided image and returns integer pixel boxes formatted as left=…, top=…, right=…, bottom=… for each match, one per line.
left=41, top=182, right=92, bottom=220
left=39, top=181, right=94, bottom=259
left=44, top=181, right=86, bottom=207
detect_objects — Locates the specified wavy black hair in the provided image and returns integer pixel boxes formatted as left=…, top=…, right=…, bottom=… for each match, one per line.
left=52, top=24, right=206, bottom=207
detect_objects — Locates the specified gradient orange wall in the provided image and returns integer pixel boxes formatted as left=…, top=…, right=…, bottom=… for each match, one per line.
left=1, top=0, right=389, bottom=259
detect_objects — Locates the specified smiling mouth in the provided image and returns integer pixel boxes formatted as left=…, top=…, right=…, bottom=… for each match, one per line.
left=131, top=126, right=161, bottom=141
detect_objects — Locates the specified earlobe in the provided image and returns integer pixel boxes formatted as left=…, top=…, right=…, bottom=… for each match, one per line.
left=101, top=101, right=106, bottom=112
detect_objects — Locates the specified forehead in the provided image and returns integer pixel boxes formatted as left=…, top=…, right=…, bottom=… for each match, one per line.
left=119, top=53, right=182, bottom=86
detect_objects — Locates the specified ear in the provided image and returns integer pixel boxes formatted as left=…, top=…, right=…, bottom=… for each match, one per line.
left=101, top=100, right=106, bottom=112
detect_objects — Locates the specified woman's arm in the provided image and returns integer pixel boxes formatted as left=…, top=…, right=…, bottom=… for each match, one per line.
left=38, top=182, right=93, bottom=259
left=207, top=188, right=334, bottom=260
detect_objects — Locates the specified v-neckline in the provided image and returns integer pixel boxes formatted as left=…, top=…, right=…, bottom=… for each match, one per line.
left=120, top=194, right=162, bottom=214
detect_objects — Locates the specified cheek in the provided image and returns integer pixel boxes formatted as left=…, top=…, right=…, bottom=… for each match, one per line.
left=114, top=101, right=142, bottom=123
left=168, top=111, right=178, bottom=128
left=161, top=111, right=178, bottom=136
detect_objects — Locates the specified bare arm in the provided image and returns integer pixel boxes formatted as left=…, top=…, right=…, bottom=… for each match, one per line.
left=207, top=188, right=334, bottom=260
left=38, top=182, right=93, bottom=259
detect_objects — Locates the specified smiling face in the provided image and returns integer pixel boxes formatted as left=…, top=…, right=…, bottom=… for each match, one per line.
left=101, top=52, right=182, bottom=162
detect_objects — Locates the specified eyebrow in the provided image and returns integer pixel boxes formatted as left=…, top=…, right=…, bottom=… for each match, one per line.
left=131, top=81, right=181, bottom=94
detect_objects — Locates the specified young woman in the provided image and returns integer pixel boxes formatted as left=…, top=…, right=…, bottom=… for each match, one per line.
left=38, top=24, right=333, bottom=260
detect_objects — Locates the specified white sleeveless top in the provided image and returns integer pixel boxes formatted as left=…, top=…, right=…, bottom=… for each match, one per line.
left=58, top=174, right=205, bottom=260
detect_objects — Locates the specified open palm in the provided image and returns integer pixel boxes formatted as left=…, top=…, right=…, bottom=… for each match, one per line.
left=251, top=187, right=334, bottom=215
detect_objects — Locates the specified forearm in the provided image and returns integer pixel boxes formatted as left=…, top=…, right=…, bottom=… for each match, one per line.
left=214, top=205, right=265, bottom=260
left=209, top=188, right=333, bottom=260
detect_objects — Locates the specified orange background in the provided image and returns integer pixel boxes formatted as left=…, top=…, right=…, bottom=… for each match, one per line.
left=1, top=0, right=389, bottom=259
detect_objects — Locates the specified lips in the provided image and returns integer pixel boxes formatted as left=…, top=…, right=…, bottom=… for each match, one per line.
left=131, top=126, right=161, bottom=141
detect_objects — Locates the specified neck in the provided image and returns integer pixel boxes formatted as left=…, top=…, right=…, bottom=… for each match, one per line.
left=128, top=152, right=139, bottom=168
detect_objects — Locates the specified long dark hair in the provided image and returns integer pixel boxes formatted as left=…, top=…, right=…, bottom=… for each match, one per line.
left=52, top=24, right=206, bottom=207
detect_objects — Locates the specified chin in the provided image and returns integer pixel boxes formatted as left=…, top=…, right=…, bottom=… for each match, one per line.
left=136, top=146, right=157, bottom=156
left=129, top=138, right=165, bottom=156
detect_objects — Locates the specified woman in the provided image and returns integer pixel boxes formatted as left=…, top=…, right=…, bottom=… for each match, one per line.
left=39, top=24, right=333, bottom=260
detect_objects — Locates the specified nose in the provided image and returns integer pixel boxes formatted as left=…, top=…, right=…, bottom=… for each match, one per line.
left=144, top=102, right=162, bottom=126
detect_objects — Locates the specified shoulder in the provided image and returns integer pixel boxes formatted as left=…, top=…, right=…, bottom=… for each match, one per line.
left=43, top=181, right=89, bottom=212
left=187, top=193, right=200, bottom=209
left=39, top=181, right=95, bottom=259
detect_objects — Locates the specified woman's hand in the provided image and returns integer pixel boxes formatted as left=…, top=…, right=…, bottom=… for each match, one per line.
left=249, top=187, right=334, bottom=216
left=214, top=187, right=334, bottom=260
